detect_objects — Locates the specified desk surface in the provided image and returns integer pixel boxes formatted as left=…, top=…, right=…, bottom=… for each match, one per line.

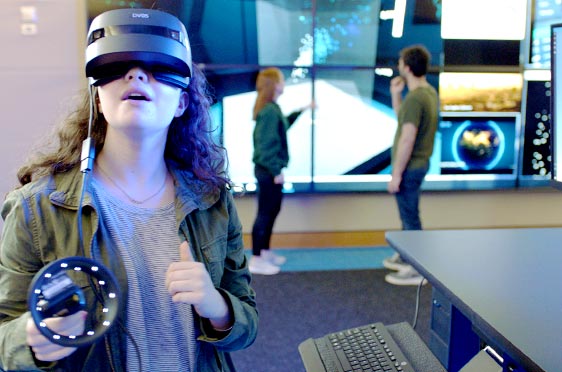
left=386, top=228, right=562, bottom=372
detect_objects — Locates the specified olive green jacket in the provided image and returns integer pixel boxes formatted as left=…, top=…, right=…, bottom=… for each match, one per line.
left=253, top=102, right=302, bottom=177
left=0, top=165, right=258, bottom=371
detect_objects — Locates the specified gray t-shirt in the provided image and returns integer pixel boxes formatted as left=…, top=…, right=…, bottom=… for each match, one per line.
left=91, top=178, right=197, bottom=371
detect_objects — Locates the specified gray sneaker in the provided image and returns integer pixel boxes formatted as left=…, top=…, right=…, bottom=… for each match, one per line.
left=382, top=253, right=410, bottom=271
left=249, top=256, right=280, bottom=275
left=385, top=265, right=427, bottom=286
left=261, top=250, right=287, bottom=265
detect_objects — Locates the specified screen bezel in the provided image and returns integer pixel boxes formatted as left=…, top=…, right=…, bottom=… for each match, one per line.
left=550, top=23, right=562, bottom=189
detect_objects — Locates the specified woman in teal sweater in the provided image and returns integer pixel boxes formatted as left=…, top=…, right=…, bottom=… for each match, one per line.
left=250, top=67, right=313, bottom=275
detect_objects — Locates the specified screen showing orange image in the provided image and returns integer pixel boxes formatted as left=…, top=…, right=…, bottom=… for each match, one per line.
left=439, top=72, right=523, bottom=112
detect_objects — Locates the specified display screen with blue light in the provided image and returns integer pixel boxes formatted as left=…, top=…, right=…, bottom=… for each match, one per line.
left=438, top=114, right=519, bottom=175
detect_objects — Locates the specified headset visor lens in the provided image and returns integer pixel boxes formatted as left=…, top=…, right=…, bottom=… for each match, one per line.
left=92, top=62, right=189, bottom=89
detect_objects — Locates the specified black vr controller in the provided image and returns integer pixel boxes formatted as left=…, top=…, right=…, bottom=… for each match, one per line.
left=28, top=257, right=121, bottom=347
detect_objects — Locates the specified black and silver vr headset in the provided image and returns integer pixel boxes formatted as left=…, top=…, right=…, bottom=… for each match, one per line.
left=85, top=8, right=192, bottom=89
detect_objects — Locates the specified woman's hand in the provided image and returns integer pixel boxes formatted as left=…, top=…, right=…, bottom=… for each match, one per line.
left=26, top=310, right=87, bottom=362
left=302, top=101, right=317, bottom=112
left=166, top=241, right=232, bottom=331
left=273, top=173, right=284, bottom=185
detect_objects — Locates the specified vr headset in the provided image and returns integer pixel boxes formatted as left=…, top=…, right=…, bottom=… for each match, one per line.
left=85, top=8, right=192, bottom=89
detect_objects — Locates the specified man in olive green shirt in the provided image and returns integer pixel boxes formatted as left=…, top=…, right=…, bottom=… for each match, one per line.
left=383, top=45, right=439, bottom=286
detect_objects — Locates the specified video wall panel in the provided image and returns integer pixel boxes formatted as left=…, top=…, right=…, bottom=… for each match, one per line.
left=221, top=70, right=314, bottom=193
left=86, top=0, right=549, bottom=192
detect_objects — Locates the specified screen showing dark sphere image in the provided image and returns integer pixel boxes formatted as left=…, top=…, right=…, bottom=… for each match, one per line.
left=456, top=122, right=502, bottom=170
left=439, top=115, right=518, bottom=175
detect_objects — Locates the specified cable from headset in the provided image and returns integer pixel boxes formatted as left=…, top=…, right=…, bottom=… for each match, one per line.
left=27, top=85, right=123, bottom=347
left=81, top=84, right=144, bottom=371
left=76, top=85, right=96, bottom=256
left=79, top=85, right=108, bottom=308
left=27, top=86, right=120, bottom=347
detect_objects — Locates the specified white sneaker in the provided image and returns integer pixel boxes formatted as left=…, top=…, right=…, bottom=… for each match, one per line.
left=385, top=265, right=427, bottom=286
left=382, top=253, right=409, bottom=271
left=261, top=250, right=287, bottom=265
left=249, top=256, right=280, bottom=275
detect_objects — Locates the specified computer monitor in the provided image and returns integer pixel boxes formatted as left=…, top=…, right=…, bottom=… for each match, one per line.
left=551, top=23, right=562, bottom=187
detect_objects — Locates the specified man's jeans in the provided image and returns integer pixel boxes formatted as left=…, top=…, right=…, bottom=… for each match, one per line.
left=395, top=166, right=428, bottom=231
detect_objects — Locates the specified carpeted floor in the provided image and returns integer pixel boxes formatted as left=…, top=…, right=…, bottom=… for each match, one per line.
left=231, top=268, right=433, bottom=372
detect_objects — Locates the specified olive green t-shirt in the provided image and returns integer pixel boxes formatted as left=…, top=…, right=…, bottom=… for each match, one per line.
left=392, top=85, right=439, bottom=170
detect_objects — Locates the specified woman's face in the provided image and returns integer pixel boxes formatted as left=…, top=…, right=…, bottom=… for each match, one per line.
left=273, top=77, right=285, bottom=101
left=97, top=66, right=187, bottom=137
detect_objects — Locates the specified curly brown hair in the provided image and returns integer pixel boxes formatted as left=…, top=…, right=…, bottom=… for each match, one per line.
left=17, top=64, right=230, bottom=193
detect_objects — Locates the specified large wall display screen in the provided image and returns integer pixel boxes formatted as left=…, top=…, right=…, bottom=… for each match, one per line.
left=86, top=0, right=534, bottom=193
left=221, top=69, right=397, bottom=193
left=221, top=74, right=314, bottom=192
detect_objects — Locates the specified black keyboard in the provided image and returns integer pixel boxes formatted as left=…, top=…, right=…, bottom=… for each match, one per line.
left=299, top=322, right=415, bottom=372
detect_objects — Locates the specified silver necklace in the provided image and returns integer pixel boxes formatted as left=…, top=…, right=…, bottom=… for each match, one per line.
left=97, top=165, right=168, bottom=205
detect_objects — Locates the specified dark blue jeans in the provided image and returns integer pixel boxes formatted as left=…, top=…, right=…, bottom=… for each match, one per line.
left=395, top=166, right=428, bottom=231
left=252, top=165, right=283, bottom=256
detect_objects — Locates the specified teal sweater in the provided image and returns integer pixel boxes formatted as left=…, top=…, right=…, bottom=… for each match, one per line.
left=253, top=102, right=302, bottom=176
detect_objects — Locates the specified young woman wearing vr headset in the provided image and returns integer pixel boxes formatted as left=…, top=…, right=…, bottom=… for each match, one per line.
left=0, top=8, right=257, bottom=372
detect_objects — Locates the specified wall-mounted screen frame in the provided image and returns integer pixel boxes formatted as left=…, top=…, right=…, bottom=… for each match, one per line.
left=550, top=23, right=562, bottom=188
